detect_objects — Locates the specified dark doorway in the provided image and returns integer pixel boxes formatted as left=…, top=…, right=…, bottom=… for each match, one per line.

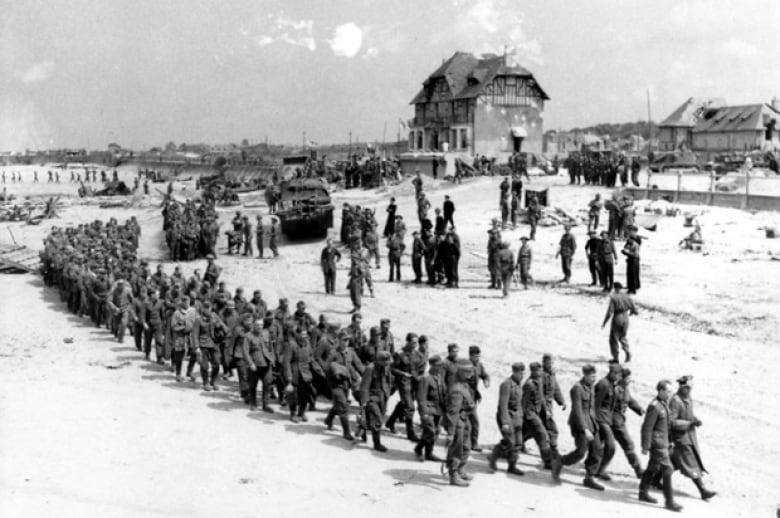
left=513, top=136, right=524, bottom=152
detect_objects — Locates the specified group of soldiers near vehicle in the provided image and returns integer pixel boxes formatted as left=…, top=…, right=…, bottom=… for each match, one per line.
left=564, top=153, right=642, bottom=188
left=38, top=215, right=715, bottom=511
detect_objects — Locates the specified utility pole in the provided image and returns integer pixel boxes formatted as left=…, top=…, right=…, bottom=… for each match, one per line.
left=382, top=121, right=387, bottom=158
left=348, top=131, right=352, bottom=158
left=646, top=88, right=653, bottom=153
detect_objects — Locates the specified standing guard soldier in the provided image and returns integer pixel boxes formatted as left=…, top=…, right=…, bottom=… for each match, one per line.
left=598, top=231, right=617, bottom=291
left=360, top=350, right=393, bottom=452
left=446, top=359, right=476, bottom=487
left=622, top=228, right=642, bottom=294
left=320, top=238, right=342, bottom=294
left=487, top=228, right=501, bottom=289
left=601, top=282, right=638, bottom=363
left=411, top=230, right=425, bottom=283
left=516, top=236, right=532, bottom=289
left=585, top=230, right=601, bottom=286
left=527, top=193, right=541, bottom=241
left=552, top=364, right=604, bottom=491
left=497, top=241, right=514, bottom=297
left=487, top=362, right=526, bottom=475
left=255, top=215, right=264, bottom=258
left=413, top=355, right=445, bottom=462
left=669, top=375, right=716, bottom=500
left=269, top=218, right=280, bottom=258
left=555, top=224, right=577, bottom=284
left=386, top=234, right=402, bottom=282
left=638, top=380, right=683, bottom=512
left=242, top=215, right=253, bottom=256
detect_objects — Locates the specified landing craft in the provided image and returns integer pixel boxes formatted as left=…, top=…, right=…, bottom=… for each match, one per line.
left=276, top=177, right=334, bottom=239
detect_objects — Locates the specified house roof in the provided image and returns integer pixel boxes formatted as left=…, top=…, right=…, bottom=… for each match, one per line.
left=692, top=104, right=780, bottom=133
left=659, top=98, right=726, bottom=128
left=410, top=52, right=549, bottom=105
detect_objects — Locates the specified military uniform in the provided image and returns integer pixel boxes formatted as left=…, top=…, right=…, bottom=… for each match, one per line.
left=446, top=361, right=476, bottom=486
left=556, top=376, right=604, bottom=486
left=414, top=360, right=445, bottom=461
left=604, top=291, right=637, bottom=363
left=488, top=368, right=527, bottom=474
left=359, top=354, right=393, bottom=451
left=639, top=396, right=682, bottom=510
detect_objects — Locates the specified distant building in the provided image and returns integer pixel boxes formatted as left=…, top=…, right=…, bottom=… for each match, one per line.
left=657, top=98, right=725, bottom=151
left=407, top=51, right=549, bottom=160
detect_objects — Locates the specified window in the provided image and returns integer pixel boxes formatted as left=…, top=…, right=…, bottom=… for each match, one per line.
left=450, top=129, right=458, bottom=149
left=417, top=131, right=423, bottom=150
left=460, top=128, right=468, bottom=150
left=409, top=131, right=415, bottom=150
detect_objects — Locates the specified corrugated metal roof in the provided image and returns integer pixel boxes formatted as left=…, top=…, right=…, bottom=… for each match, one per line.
left=693, top=104, right=780, bottom=133
left=659, top=97, right=726, bottom=128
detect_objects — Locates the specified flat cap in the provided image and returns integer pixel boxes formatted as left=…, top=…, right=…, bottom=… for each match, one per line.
left=468, top=345, right=481, bottom=355
left=677, top=375, right=693, bottom=386
left=582, top=364, right=596, bottom=375
left=512, top=362, right=526, bottom=372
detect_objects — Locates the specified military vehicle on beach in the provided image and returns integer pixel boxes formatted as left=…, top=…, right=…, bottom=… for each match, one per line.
left=276, top=177, right=334, bottom=239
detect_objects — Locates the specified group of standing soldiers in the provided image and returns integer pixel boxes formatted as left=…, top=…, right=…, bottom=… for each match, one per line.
left=564, top=153, right=642, bottom=188
left=226, top=210, right=279, bottom=259
left=162, top=198, right=220, bottom=261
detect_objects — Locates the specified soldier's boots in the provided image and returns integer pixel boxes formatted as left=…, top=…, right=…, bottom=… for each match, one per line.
left=423, top=443, right=443, bottom=462
left=583, top=476, right=605, bottom=491
left=638, top=492, right=658, bottom=504
left=340, top=416, right=355, bottom=441
left=324, top=411, right=335, bottom=430
left=551, top=454, right=563, bottom=482
left=449, top=471, right=470, bottom=487
left=487, top=446, right=500, bottom=471
left=595, top=471, right=612, bottom=481
left=405, top=419, right=420, bottom=442
left=663, top=474, right=683, bottom=512
left=694, top=478, right=716, bottom=500
left=507, top=463, right=524, bottom=476
left=371, top=431, right=387, bottom=452
left=457, top=465, right=474, bottom=481
left=413, top=443, right=425, bottom=461
left=385, top=412, right=398, bottom=434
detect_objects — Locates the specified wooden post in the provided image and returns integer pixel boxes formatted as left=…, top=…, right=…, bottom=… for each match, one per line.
left=675, top=170, right=682, bottom=202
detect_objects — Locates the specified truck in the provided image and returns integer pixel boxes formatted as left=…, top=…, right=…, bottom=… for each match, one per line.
left=275, top=177, right=334, bottom=239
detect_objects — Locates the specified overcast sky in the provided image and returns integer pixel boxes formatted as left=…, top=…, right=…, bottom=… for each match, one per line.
left=2, top=0, right=778, bottom=151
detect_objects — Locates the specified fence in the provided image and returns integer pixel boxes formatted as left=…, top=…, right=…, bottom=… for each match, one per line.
left=622, top=170, right=780, bottom=211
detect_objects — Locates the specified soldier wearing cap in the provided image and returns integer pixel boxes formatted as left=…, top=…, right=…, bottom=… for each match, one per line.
left=320, top=238, right=342, bottom=294
left=360, top=350, right=394, bottom=452
left=347, top=257, right=364, bottom=313
left=540, top=354, right=566, bottom=464
left=466, top=346, right=489, bottom=451
left=283, top=325, right=318, bottom=422
left=446, top=359, right=476, bottom=487
left=669, top=375, right=716, bottom=500
left=385, top=333, right=420, bottom=441
left=638, top=379, right=683, bottom=511
left=598, top=231, right=618, bottom=291
left=601, top=282, right=638, bottom=363
left=323, top=331, right=364, bottom=440
left=555, top=224, right=577, bottom=284
left=411, top=230, right=425, bottom=283
left=487, top=227, right=502, bottom=289
left=203, top=254, right=221, bottom=287
left=170, top=296, right=192, bottom=382
left=414, top=354, right=446, bottom=462
left=553, top=364, right=605, bottom=491
left=584, top=230, right=601, bottom=286
left=602, top=366, right=645, bottom=478
left=622, top=226, right=641, bottom=294
left=488, top=362, right=526, bottom=475
left=497, top=241, right=514, bottom=297
left=242, top=317, right=276, bottom=411
left=144, top=289, right=166, bottom=364
left=516, top=236, right=532, bottom=289
left=593, top=362, right=624, bottom=481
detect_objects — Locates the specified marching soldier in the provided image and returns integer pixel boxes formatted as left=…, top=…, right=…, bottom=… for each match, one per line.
left=540, top=354, right=565, bottom=465
left=413, top=355, right=445, bottom=462
left=144, top=289, right=166, bottom=364
left=446, top=359, right=477, bottom=487
left=669, top=375, right=716, bottom=500
left=203, top=254, right=222, bottom=287
left=601, top=282, right=638, bottom=363
left=487, top=362, right=526, bottom=475
left=552, top=364, right=604, bottom=491
left=467, top=345, right=489, bottom=451
left=593, top=363, right=623, bottom=481
left=385, top=333, right=420, bottom=441
left=348, top=257, right=364, bottom=313
left=323, top=332, right=362, bottom=440
left=192, top=301, right=226, bottom=391
left=521, top=362, right=555, bottom=470
left=638, top=380, right=683, bottom=512
left=602, top=366, right=645, bottom=478
left=283, top=326, right=318, bottom=423
left=242, top=317, right=276, bottom=411
left=360, top=350, right=393, bottom=452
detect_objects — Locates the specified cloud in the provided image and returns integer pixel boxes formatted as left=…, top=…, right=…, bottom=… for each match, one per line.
left=253, top=11, right=316, bottom=51
left=441, top=0, right=543, bottom=64
left=329, top=22, right=363, bottom=58
left=721, top=37, right=758, bottom=59
left=0, top=96, right=52, bottom=151
left=18, top=60, right=54, bottom=84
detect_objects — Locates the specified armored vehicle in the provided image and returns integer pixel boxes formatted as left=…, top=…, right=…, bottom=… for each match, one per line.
left=276, top=177, right=334, bottom=238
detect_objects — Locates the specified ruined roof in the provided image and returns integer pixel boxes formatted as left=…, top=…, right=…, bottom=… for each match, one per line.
left=660, top=97, right=726, bottom=128
left=410, top=52, right=549, bottom=104
left=692, top=104, right=780, bottom=133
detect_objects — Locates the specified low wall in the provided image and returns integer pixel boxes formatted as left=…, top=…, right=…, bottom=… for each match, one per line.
left=623, top=187, right=780, bottom=211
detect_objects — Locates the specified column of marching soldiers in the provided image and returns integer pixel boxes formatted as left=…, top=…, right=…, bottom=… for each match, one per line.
left=39, top=193, right=716, bottom=516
